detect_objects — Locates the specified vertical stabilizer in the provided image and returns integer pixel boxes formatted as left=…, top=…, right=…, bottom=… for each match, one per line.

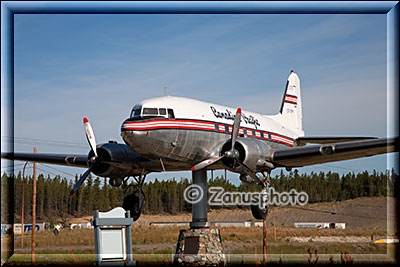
left=277, top=71, right=304, bottom=136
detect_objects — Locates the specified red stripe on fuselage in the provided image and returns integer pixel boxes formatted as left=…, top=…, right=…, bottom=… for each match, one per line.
left=122, top=119, right=293, bottom=146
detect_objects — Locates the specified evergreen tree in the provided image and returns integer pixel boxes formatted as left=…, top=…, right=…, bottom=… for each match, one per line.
left=100, top=181, right=111, bottom=211
left=3, top=168, right=398, bottom=220
left=92, top=177, right=101, bottom=210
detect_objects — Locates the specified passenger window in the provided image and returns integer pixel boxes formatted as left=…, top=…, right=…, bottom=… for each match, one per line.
left=159, top=108, right=167, bottom=115
left=252, top=130, right=256, bottom=137
left=214, top=123, right=219, bottom=131
left=225, top=125, right=229, bottom=133
left=260, top=132, right=264, bottom=139
left=143, top=108, right=158, bottom=115
left=167, top=109, right=175, bottom=119
left=243, top=129, right=247, bottom=135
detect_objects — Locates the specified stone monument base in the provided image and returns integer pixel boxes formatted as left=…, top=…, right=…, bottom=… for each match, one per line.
left=174, top=228, right=225, bottom=266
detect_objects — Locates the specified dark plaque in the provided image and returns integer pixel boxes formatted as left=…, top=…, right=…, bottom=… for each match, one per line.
left=183, top=236, right=199, bottom=255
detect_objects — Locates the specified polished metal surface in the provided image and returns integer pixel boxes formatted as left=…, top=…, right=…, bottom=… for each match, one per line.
left=121, top=125, right=286, bottom=174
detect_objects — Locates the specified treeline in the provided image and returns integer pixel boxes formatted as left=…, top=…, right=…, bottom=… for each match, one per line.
left=1, top=169, right=398, bottom=223
left=2, top=173, right=124, bottom=224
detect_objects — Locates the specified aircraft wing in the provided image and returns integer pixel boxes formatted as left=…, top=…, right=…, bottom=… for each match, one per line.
left=294, top=136, right=377, bottom=146
left=271, top=137, right=398, bottom=168
left=1, top=152, right=89, bottom=168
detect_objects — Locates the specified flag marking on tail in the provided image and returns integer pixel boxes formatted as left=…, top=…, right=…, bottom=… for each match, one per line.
left=284, top=94, right=298, bottom=105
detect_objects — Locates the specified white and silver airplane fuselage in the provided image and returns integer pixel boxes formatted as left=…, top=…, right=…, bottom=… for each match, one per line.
left=121, top=96, right=299, bottom=174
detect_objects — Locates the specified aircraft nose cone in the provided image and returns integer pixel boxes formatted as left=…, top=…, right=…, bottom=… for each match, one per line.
left=121, top=119, right=148, bottom=148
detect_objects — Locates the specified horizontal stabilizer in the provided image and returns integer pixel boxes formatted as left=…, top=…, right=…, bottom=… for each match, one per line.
left=295, top=136, right=378, bottom=146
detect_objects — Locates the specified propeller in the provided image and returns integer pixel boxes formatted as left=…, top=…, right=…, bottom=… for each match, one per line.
left=190, top=108, right=266, bottom=188
left=191, top=108, right=242, bottom=171
left=191, top=108, right=249, bottom=169
left=70, top=117, right=98, bottom=195
left=83, top=117, right=97, bottom=157
left=230, top=108, right=241, bottom=151
left=71, top=165, right=94, bottom=195
left=190, top=155, right=225, bottom=171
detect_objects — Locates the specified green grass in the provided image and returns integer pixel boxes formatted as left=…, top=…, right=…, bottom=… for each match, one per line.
left=11, top=226, right=388, bottom=249
left=7, top=252, right=94, bottom=266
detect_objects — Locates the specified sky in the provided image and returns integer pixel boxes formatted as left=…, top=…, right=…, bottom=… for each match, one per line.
left=1, top=13, right=398, bottom=185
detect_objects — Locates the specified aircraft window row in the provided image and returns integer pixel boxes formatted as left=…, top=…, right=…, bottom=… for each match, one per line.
left=214, top=123, right=272, bottom=140
left=131, top=106, right=175, bottom=119
left=143, top=108, right=158, bottom=115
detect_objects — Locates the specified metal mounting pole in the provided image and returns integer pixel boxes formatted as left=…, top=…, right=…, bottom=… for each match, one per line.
left=263, top=217, right=267, bottom=264
left=273, top=207, right=276, bottom=241
left=190, top=169, right=210, bottom=228
left=21, top=161, right=28, bottom=248
left=32, top=147, right=37, bottom=263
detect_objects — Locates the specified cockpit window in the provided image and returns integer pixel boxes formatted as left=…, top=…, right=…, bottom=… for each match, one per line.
left=130, top=105, right=142, bottom=118
left=167, top=109, right=175, bottom=119
left=134, top=108, right=141, bottom=117
left=143, top=108, right=158, bottom=115
left=130, top=106, right=174, bottom=119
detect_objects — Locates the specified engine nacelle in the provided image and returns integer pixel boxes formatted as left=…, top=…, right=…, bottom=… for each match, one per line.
left=220, top=137, right=273, bottom=173
left=88, top=142, right=141, bottom=179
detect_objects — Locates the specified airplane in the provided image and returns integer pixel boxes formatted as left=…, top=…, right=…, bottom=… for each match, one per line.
left=2, top=71, right=398, bottom=221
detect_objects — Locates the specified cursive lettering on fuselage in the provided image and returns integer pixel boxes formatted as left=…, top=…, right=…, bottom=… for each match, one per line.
left=210, top=106, right=261, bottom=129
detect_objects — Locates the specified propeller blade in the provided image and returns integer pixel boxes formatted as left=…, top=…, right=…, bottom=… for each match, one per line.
left=70, top=165, right=93, bottom=195
left=190, top=155, right=225, bottom=171
left=231, top=108, right=242, bottom=151
left=83, top=117, right=98, bottom=157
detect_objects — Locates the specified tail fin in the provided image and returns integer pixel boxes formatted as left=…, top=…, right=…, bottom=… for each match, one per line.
left=276, top=71, right=304, bottom=136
